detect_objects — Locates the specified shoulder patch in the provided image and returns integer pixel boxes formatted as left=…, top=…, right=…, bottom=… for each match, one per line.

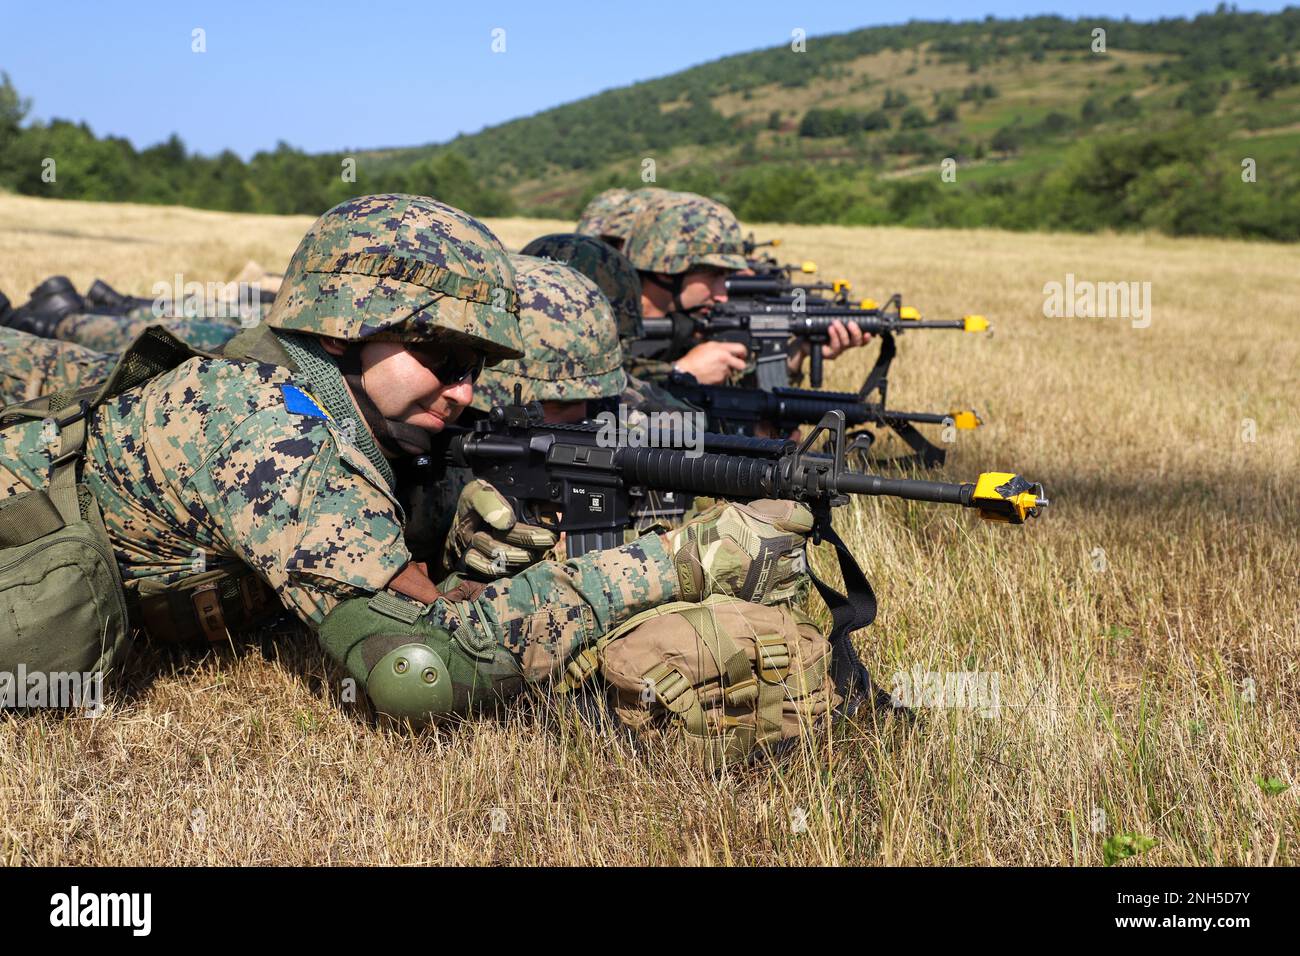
left=280, top=383, right=330, bottom=420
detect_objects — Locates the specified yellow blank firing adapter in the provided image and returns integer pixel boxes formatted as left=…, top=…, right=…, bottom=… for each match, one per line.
left=772, top=239, right=782, bottom=247
left=963, top=314, right=989, bottom=332
left=801, top=261, right=817, bottom=273
left=899, top=305, right=922, bottom=320
left=971, top=473, right=1048, bottom=524
left=859, top=298, right=880, bottom=310
left=833, top=279, right=852, bottom=293
left=948, top=409, right=982, bottom=430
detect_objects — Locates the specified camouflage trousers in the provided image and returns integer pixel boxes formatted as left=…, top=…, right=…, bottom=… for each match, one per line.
left=54, top=311, right=242, bottom=354
left=0, top=314, right=243, bottom=404
left=0, top=327, right=116, bottom=404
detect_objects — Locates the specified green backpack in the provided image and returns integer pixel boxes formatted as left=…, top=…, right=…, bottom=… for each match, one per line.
left=0, top=327, right=205, bottom=687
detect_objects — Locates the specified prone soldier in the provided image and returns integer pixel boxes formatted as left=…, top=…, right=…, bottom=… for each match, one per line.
left=0, top=193, right=819, bottom=737
left=432, top=249, right=841, bottom=762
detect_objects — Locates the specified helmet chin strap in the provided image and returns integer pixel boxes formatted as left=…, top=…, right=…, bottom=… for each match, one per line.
left=647, top=272, right=694, bottom=315
left=339, top=346, right=434, bottom=457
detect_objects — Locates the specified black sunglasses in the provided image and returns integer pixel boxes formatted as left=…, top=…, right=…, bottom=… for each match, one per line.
left=410, top=345, right=486, bottom=385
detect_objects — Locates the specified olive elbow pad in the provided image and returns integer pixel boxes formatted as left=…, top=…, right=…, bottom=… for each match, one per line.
left=365, top=642, right=453, bottom=724
left=318, top=592, right=523, bottom=724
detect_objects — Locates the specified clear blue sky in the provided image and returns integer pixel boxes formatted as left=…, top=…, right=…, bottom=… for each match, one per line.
left=0, top=1, right=1290, bottom=157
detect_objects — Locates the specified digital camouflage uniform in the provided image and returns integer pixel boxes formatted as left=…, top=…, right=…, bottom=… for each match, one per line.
left=434, top=253, right=632, bottom=578
left=435, top=252, right=837, bottom=762
left=0, top=327, right=116, bottom=404
left=0, top=193, right=810, bottom=728
left=52, top=310, right=243, bottom=354
left=620, top=192, right=750, bottom=385
left=0, top=314, right=242, bottom=405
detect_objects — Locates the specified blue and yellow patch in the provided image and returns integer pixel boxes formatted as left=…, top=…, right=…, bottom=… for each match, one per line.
left=279, top=383, right=330, bottom=420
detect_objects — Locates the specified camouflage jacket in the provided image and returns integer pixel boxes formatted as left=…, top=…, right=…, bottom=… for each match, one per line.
left=0, top=353, right=679, bottom=668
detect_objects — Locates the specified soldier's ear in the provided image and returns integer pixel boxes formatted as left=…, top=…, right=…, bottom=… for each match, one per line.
left=319, top=336, right=347, bottom=356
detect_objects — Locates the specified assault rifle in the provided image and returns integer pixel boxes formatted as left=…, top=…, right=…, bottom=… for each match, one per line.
left=639, top=292, right=989, bottom=390
left=661, top=371, right=982, bottom=467
left=447, top=399, right=1045, bottom=559
left=739, top=233, right=826, bottom=288
left=445, top=398, right=1047, bottom=712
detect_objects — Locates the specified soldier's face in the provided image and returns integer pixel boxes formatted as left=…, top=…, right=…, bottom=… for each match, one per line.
left=641, top=267, right=734, bottom=317
left=355, top=341, right=476, bottom=433
left=677, top=267, right=732, bottom=311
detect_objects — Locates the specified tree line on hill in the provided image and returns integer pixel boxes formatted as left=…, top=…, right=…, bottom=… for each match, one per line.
left=0, top=8, right=1296, bottom=240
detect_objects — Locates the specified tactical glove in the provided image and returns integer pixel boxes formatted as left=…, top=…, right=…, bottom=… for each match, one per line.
left=663, top=499, right=813, bottom=605
left=443, top=479, right=559, bottom=580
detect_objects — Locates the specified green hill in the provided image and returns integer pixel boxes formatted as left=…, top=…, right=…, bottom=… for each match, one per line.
left=372, top=8, right=1300, bottom=237
left=3, top=8, right=1298, bottom=238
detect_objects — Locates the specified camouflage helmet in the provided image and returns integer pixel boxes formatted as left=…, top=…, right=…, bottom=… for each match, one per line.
left=265, top=193, right=524, bottom=362
left=600, top=187, right=678, bottom=245
left=622, top=192, right=749, bottom=275
left=575, top=188, right=630, bottom=239
left=519, top=233, right=644, bottom=340
left=471, top=254, right=626, bottom=412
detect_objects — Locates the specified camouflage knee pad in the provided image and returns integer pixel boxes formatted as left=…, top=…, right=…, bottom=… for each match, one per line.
left=595, top=595, right=840, bottom=766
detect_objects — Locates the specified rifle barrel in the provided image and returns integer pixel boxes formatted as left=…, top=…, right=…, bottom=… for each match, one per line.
left=836, top=472, right=972, bottom=506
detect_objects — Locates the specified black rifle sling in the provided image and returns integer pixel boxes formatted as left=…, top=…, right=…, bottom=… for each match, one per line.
left=805, top=508, right=901, bottom=717
left=857, top=331, right=896, bottom=404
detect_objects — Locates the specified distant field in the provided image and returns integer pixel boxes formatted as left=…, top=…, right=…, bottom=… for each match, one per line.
left=1, top=194, right=1296, bottom=865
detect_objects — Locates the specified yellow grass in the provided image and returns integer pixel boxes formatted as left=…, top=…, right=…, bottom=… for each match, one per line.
left=1, top=194, right=1296, bottom=866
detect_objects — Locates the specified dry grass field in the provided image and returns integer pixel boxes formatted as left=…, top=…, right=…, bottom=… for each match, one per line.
left=1, top=193, right=1296, bottom=866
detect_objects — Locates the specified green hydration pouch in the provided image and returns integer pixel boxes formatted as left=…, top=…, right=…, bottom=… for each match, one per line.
left=0, top=327, right=212, bottom=682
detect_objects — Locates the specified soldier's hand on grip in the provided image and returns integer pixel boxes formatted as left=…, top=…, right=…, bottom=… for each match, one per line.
left=663, top=499, right=814, bottom=605
left=444, top=479, right=559, bottom=580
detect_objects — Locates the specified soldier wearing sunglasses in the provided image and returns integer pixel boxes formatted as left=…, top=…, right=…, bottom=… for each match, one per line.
left=0, top=194, right=817, bottom=726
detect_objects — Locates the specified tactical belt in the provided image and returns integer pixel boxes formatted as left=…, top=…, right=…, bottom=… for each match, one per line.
left=127, top=567, right=278, bottom=644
